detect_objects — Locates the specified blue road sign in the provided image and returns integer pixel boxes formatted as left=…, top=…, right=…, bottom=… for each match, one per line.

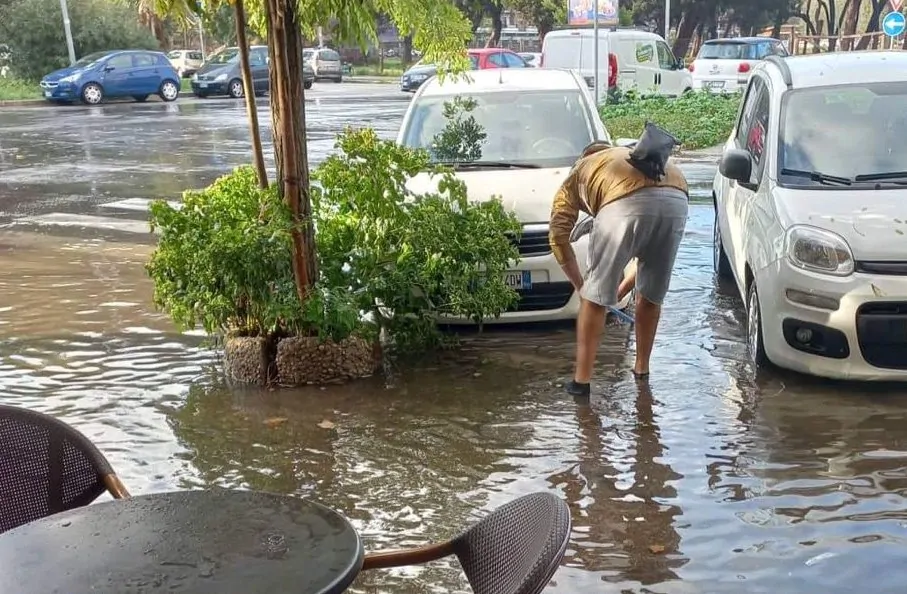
left=882, top=11, right=906, bottom=37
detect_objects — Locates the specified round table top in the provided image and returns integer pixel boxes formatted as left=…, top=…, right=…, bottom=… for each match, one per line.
left=0, top=489, right=363, bottom=594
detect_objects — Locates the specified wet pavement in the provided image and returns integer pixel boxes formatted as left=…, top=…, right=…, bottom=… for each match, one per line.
left=3, top=85, right=907, bottom=594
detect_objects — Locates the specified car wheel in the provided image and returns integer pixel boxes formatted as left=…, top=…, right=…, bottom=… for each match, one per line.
left=713, top=207, right=733, bottom=279
left=159, top=80, right=180, bottom=102
left=81, top=83, right=103, bottom=105
left=133, top=95, right=149, bottom=102
left=746, top=281, right=769, bottom=367
left=333, top=76, right=342, bottom=83
left=304, top=80, right=313, bottom=89
left=228, top=78, right=244, bottom=99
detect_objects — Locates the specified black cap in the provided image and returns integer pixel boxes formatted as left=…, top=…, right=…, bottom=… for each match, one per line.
left=626, top=122, right=679, bottom=181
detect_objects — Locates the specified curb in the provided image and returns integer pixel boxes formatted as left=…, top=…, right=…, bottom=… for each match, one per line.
left=0, top=99, right=46, bottom=107
left=344, top=77, right=397, bottom=84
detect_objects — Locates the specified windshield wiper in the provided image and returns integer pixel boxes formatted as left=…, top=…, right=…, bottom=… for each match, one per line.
left=780, top=168, right=852, bottom=186
left=853, top=171, right=907, bottom=184
left=446, top=161, right=540, bottom=170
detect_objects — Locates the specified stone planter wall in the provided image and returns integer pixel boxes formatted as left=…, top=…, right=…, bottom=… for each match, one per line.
left=223, top=334, right=379, bottom=386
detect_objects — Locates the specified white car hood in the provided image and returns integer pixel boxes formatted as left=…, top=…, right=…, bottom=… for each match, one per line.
left=774, top=187, right=907, bottom=260
left=406, top=167, right=569, bottom=223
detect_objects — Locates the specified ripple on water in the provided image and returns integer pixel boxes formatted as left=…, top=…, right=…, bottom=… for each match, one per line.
left=5, top=168, right=907, bottom=592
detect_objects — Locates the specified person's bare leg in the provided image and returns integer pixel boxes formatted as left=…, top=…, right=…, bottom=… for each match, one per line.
left=633, top=293, right=661, bottom=377
left=567, top=298, right=607, bottom=396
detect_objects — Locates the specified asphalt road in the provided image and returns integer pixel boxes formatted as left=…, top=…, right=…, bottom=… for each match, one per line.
left=0, top=83, right=408, bottom=234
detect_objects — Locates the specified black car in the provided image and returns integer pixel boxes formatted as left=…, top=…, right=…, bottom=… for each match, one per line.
left=400, top=62, right=438, bottom=93
left=192, top=45, right=315, bottom=99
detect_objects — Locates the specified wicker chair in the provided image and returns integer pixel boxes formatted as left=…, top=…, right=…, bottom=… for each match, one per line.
left=0, top=404, right=130, bottom=533
left=363, top=492, right=571, bottom=594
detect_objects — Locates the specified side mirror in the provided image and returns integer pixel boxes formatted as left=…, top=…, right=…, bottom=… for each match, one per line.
left=103, top=65, right=115, bottom=72
left=719, top=148, right=753, bottom=186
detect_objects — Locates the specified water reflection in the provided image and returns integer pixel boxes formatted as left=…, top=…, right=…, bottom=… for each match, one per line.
left=562, top=381, right=684, bottom=587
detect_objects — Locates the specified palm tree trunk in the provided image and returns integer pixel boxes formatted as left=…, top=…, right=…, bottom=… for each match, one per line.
left=264, top=0, right=317, bottom=304
left=233, top=0, right=268, bottom=188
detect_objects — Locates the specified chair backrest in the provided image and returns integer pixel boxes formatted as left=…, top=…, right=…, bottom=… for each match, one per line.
left=0, top=405, right=115, bottom=533
left=451, top=492, right=571, bottom=594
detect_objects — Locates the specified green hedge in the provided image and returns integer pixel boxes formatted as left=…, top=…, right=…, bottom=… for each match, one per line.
left=600, top=90, right=742, bottom=150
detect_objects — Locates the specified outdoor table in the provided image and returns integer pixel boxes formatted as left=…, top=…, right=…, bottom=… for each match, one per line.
left=0, top=489, right=363, bottom=594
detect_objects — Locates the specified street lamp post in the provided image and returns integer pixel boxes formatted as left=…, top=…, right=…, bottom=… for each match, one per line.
left=665, top=0, right=670, bottom=41
left=593, top=0, right=599, bottom=106
left=58, top=0, right=77, bottom=65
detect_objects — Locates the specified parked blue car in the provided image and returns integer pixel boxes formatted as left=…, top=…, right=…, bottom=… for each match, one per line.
left=40, top=50, right=181, bottom=105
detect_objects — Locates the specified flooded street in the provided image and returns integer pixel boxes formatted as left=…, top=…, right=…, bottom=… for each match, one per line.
left=3, top=85, right=907, bottom=593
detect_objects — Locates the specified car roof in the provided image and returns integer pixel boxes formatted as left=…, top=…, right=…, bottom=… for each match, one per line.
left=765, top=51, right=907, bottom=88
left=418, top=67, right=584, bottom=95
left=705, top=37, right=779, bottom=44
left=468, top=47, right=517, bottom=55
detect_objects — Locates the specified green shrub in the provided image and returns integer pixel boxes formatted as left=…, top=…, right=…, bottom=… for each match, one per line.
left=146, top=128, right=521, bottom=351
left=600, top=89, right=742, bottom=150
left=312, top=127, right=521, bottom=350
left=0, top=0, right=158, bottom=81
left=0, top=78, right=39, bottom=101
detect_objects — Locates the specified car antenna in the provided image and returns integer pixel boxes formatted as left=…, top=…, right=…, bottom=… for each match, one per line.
left=498, top=45, right=503, bottom=84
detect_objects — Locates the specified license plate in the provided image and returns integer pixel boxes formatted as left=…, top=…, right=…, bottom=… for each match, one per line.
left=706, top=81, right=725, bottom=89
left=44, top=90, right=51, bottom=98
left=504, top=271, right=531, bottom=290
left=199, top=82, right=208, bottom=88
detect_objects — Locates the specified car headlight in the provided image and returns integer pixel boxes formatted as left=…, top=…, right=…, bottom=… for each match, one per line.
left=214, top=73, right=228, bottom=82
left=785, top=225, right=854, bottom=276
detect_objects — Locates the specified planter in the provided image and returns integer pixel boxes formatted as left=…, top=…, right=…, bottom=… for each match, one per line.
left=277, top=335, right=379, bottom=385
left=223, top=334, right=379, bottom=386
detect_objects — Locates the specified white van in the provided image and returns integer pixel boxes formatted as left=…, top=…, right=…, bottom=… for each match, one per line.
left=541, top=28, right=692, bottom=100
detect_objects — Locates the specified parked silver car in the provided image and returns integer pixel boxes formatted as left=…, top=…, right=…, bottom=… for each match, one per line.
left=304, top=47, right=342, bottom=82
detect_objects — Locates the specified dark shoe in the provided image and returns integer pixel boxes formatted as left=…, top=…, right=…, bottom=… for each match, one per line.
left=566, top=380, right=591, bottom=397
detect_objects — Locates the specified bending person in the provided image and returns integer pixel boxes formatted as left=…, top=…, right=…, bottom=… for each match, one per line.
left=548, top=124, right=689, bottom=396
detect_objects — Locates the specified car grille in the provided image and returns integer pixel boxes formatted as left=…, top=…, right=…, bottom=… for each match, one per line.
left=855, top=261, right=907, bottom=275
left=508, top=228, right=551, bottom=257
left=39, top=81, right=58, bottom=89
left=509, top=281, right=574, bottom=312
left=855, top=301, right=907, bottom=369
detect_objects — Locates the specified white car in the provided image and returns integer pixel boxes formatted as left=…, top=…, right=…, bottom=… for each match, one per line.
left=691, top=37, right=788, bottom=93
left=167, top=49, right=204, bottom=78
left=397, top=68, right=633, bottom=324
left=542, top=28, right=692, bottom=99
left=712, top=51, right=907, bottom=381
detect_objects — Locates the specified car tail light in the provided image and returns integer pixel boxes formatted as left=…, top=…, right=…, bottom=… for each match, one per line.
left=738, top=62, right=750, bottom=73
left=608, top=53, right=617, bottom=87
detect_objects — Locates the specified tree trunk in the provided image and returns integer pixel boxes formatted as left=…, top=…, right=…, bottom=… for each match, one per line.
left=856, top=0, right=885, bottom=50
left=485, top=3, right=503, bottom=47
left=233, top=0, right=268, bottom=189
left=264, top=0, right=317, bottom=304
left=671, top=11, right=700, bottom=59
left=842, top=0, right=862, bottom=49
left=402, top=34, right=413, bottom=65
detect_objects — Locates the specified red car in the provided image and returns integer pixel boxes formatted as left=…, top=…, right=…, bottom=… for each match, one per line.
left=401, top=48, right=529, bottom=92
left=467, top=48, right=530, bottom=70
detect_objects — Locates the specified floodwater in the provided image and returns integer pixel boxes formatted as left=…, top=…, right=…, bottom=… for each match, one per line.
left=3, top=88, right=907, bottom=594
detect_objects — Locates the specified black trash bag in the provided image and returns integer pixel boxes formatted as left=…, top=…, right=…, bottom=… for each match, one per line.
left=626, top=122, right=679, bottom=181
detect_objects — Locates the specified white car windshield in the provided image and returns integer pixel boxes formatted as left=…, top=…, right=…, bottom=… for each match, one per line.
left=779, top=82, right=907, bottom=184
left=400, top=90, right=594, bottom=168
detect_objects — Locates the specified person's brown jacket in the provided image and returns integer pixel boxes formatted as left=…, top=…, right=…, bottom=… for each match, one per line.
left=548, top=146, right=688, bottom=267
